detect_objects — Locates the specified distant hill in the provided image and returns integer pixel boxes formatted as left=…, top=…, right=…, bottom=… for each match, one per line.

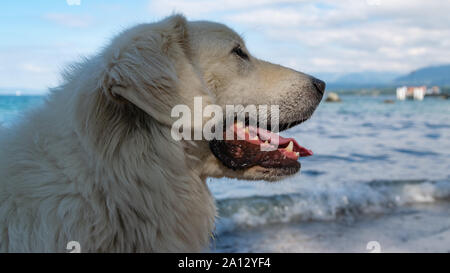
left=317, top=64, right=450, bottom=91
left=317, top=71, right=402, bottom=90
left=333, top=71, right=401, bottom=85
left=395, top=64, right=450, bottom=86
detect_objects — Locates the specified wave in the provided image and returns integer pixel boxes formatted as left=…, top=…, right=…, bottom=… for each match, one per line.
left=215, top=179, right=450, bottom=234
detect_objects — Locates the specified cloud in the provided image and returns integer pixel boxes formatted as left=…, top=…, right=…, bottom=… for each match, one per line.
left=0, top=45, right=87, bottom=90
left=4, top=0, right=450, bottom=90
left=149, top=0, right=306, bottom=17
left=22, top=63, right=47, bottom=73
left=44, top=13, right=92, bottom=28
left=148, top=0, right=450, bottom=73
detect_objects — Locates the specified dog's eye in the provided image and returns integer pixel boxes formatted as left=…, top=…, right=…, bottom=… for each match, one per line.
left=231, top=46, right=249, bottom=60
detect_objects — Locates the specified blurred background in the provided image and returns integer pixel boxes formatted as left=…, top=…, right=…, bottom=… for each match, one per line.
left=1, top=0, right=449, bottom=252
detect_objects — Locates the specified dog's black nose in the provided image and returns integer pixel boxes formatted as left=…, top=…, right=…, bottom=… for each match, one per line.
left=312, top=78, right=326, bottom=95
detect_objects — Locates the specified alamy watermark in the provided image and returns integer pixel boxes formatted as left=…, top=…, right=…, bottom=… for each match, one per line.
left=366, top=241, right=382, bottom=253
left=66, top=241, right=81, bottom=253
left=171, top=96, right=281, bottom=151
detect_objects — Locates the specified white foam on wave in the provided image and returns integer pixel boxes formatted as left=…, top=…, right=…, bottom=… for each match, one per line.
left=215, top=179, right=450, bottom=235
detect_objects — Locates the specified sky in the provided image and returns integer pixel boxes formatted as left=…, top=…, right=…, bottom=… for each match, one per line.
left=1, top=0, right=450, bottom=93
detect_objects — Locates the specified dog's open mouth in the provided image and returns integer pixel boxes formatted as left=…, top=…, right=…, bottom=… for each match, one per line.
left=209, top=120, right=312, bottom=174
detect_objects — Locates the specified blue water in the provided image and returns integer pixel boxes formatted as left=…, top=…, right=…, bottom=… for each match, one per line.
left=1, top=94, right=450, bottom=246
left=0, top=95, right=44, bottom=127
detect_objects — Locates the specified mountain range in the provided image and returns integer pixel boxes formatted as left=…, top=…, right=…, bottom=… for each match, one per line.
left=318, top=64, right=450, bottom=90
left=395, top=64, right=450, bottom=86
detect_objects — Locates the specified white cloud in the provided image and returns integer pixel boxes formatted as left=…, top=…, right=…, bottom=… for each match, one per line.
left=44, top=13, right=92, bottom=28
left=217, top=0, right=450, bottom=73
left=0, top=45, right=88, bottom=90
left=148, top=0, right=450, bottom=73
left=149, top=0, right=307, bottom=17
left=227, top=9, right=307, bottom=27
left=22, top=63, right=47, bottom=73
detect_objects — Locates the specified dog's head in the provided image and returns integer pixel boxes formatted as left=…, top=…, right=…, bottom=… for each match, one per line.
left=94, top=15, right=324, bottom=181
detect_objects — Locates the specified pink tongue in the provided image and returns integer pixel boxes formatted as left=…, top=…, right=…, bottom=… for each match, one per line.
left=247, top=125, right=313, bottom=157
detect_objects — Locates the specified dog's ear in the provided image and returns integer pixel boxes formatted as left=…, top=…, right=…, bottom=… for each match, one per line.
left=98, top=14, right=190, bottom=125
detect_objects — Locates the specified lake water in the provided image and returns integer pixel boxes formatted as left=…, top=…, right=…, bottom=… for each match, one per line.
left=1, top=93, right=449, bottom=252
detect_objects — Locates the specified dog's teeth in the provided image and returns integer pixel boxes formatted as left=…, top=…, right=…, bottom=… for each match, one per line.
left=295, top=152, right=300, bottom=157
left=264, top=140, right=269, bottom=145
left=236, top=121, right=244, bottom=128
left=251, top=135, right=259, bottom=140
left=245, top=127, right=250, bottom=134
left=285, top=141, right=293, bottom=152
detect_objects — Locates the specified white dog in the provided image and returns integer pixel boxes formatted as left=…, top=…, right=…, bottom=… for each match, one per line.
left=0, top=15, right=324, bottom=252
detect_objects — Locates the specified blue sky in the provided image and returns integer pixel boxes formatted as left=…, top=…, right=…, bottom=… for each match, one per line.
left=1, top=0, right=449, bottom=94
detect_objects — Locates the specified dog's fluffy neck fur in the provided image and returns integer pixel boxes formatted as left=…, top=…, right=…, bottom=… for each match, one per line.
left=72, top=65, right=216, bottom=252
left=0, top=58, right=215, bottom=252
